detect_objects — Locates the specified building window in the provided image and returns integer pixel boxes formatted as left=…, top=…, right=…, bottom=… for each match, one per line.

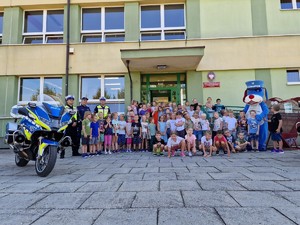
left=287, top=70, right=300, bottom=84
left=81, top=75, right=125, bottom=112
left=140, top=4, right=185, bottom=41
left=23, top=10, right=64, bottom=44
left=19, top=77, right=62, bottom=102
left=81, top=7, right=125, bottom=43
left=280, top=0, right=300, bottom=9
left=0, top=12, right=3, bottom=44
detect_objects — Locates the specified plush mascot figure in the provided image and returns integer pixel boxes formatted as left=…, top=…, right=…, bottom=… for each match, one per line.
left=243, top=80, right=269, bottom=151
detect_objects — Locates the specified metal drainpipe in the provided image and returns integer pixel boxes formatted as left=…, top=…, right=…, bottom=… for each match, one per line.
left=65, top=0, right=71, bottom=96
left=126, top=60, right=133, bottom=102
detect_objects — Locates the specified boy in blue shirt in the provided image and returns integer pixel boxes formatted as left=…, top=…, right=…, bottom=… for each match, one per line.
left=90, top=115, right=100, bottom=156
left=247, top=110, right=259, bottom=152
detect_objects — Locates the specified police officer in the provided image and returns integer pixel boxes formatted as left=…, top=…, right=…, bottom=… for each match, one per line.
left=77, top=97, right=91, bottom=152
left=61, top=95, right=81, bottom=158
left=94, top=96, right=110, bottom=118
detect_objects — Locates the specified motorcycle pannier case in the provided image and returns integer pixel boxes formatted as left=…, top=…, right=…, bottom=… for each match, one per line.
left=5, top=122, right=18, bottom=144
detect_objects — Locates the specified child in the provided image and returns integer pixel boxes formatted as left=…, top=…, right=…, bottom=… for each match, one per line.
left=226, top=110, right=237, bottom=139
left=141, top=115, right=149, bottom=152
left=153, top=131, right=166, bottom=156
left=200, top=114, right=210, bottom=136
left=212, top=112, right=223, bottom=139
left=175, top=112, right=186, bottom=138
left=112, top=112, right=119, bottom=152
left=235, top=132, right=250, bottom=152
left=166, top=113, right=176, bottom=139
left=97, top=112, right=105, bottom=155
left=214, top=130, right=230, bottom=157
left=158, top=115, right=168, bottom=143
left=81, top=111, right=92, bottom=158
left=191, top=113, right=202, bottom=147
left=247, top=110, right=259, bottom=152
left=200, top=131, right=217, bottom=157
left=184, top=114, right=194, bottom=132
left=212, top=98, right=225, bottom=114
left=90, top=114, right=100, bottom=157
left=166, top=132, right=186, bottom=158
left=132, top=115, right=142, bottom=151
left=148, top=117, right=157, bottom=152
left=185, top=128, right=197, bottom=157
left=224, top=129, right=236, bottom=153
left=104, top=116, right=113, bottom=154
left=222, top=110, right=229, bottom=130
left=269, top=104, right=283, bottom=153
left=237, top=111, right=247, bottom=136
left=118, top=114, right=127, bottom=152
left=188, top=105, right=195, bottom=118
left=125, top=116, right=133, bottom=152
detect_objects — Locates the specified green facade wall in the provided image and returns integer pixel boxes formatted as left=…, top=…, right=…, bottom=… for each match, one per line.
left=201, top=70, right=256, bottom=107
left=64, top=5, right=81, bottom=43
left=255, top=69, right=272, bottom=98
left=131, top=72, right=141, bottom=104
left=2, top=7, right=23, bottom=44
left=125, top=2, right=139, bottom=41
left=186, top=0, right=201, bottom=39
left=67, top=74, right=79, bottom=101
left=200, top=0, right=253, bottom=38
left=266, top=0, right=300, bottom=35
left=186, top=71, right=202, bottom=102
left=270, top=69, right=300, bottom=99
left=251, top=0, right=268, bottom=35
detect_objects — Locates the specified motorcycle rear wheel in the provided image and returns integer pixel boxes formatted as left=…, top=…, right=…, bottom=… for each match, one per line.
left=35, top=146, right=57, bottom=177
left=15, top=154, right=29, bottom=167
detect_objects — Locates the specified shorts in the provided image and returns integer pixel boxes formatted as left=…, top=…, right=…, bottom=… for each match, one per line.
left=81, top=135, right=90, bottom=145
left=118, top=134, right=126, bottom=145
left=104, top=135, right=112, bottom=146
left=90, top=137, right=98, bottom=145
left=271, top=132, right=282, bottom=142
left=127, top=138, right=132, bottom=145
left=99, top=133, right=104, bottom=143
left=248, top=133, right=258, bottom=141
left=133, top=135, right=141, bottom=144
left=169, top=145, right=180, bottom=151
left=176, top=130, right=185, bottom=138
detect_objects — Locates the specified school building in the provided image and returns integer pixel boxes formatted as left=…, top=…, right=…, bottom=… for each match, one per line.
left=0, top=0, right=300, bottom=136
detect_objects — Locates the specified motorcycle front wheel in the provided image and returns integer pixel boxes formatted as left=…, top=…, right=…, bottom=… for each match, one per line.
left=15, top=154, right=29, bottom=167
left=35, top=146, right=57, bottom=177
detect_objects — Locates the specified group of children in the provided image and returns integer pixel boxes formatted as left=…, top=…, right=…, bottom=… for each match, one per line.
left=79, top=101, right=284, bottom=158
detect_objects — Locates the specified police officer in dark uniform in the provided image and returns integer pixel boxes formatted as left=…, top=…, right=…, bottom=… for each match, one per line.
left=94, top=96, right=111, bottom=119
left=60, top=95, right=81, bottom=158
left=77, top=97, right=91, bottom=152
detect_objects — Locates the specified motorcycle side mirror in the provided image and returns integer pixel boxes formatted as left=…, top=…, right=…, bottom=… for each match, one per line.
left=18, top=108, right=29, bottom=117
left=28, top=102, right=37, bottom=108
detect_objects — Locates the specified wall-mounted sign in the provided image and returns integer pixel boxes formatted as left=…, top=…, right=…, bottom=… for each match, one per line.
left=207, top=72, right=216, bottom=81
left=203, top=82, right=220, bottom=88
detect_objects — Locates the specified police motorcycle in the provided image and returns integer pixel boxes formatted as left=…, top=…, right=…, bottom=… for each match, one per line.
left=5, top=99, right=76, bottom=177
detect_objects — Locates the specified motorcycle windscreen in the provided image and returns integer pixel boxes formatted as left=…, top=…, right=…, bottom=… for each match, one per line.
left=61, top=113, right=72, bottom=124
left=42, top=102, right=65, bottom=118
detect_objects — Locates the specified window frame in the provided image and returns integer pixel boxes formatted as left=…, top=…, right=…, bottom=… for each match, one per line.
left=280, top=0, right=300, bottom=9
left=140, top=3, right=186, bottom=41
left=22, top=9, right=64, bottom=44
left=18, top=76, right=63, bottom=104
left=80, top=75, right=125, bottom=103
left=287, top=69, right=300, bottom=85
left=81, top=6, right=125, bottom=43
left=0, top=12, right=3, bottom=44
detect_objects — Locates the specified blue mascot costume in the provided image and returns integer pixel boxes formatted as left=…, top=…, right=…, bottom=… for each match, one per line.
left=243, top=80, right=269, bottom=151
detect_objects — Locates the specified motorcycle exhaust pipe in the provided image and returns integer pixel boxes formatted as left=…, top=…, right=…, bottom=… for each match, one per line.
left=60, top=136, right=72, bottom=147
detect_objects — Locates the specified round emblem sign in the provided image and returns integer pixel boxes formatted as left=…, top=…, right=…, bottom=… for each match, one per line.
left=207, top=72, right=216, bottom=81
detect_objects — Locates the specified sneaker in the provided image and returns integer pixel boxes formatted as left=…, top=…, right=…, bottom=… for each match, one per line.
left=271, top=149, right=277, bottom=153
left=216, top=150, right=220, bottom=156
left=108, top=151, right=112, bottom=155
left=180, top=152, right=186, bottom=157
left=104, top=151, right=108, bottom=155
left=171, top=152, right=175, bottom=157
left=188, top=152, right=192, bottom=157
left=278, top=149, right=284, bottom=154
left=244, top=150, right=248, bottom=153
left=160, top=152, right=164, bottom=156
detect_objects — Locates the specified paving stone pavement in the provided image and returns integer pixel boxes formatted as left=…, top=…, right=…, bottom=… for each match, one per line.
left=0, top=149, right=300, bottom=225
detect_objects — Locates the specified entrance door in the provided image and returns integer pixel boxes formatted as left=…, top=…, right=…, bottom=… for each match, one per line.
left=141, top=74, right=186, bottom=104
